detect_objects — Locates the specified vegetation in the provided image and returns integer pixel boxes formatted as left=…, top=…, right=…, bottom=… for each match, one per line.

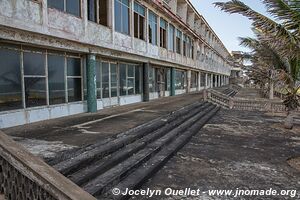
left=215, top=0, right=300, bottom=126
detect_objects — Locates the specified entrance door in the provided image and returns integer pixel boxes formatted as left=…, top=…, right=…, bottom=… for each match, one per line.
left=102, top=62, right=119, bottom=107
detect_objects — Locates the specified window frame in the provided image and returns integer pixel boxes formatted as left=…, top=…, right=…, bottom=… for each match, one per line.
left=160, top=18, right=167, bottom=49
left=115, top=0, right=130, bottom=35
left=148, top=11, right=158, bottom=45
left=133, top=2, right=146, bottom=40
left=47, top=0, right=82, bottom=18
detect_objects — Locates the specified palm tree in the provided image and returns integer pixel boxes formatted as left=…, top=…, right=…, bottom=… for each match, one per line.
left=215, top=0, right=300, bottom=128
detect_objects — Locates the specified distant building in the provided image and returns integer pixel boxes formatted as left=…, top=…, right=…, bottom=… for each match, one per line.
left=0, top=0, right=233, bottom=128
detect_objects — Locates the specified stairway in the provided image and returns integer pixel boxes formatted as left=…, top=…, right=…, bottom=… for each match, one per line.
left=222, top=88, right=238, bottom=97
left=50, top=101, right=220, bottom=200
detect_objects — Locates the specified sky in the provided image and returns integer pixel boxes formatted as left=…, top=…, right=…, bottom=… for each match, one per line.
left=190, top=0, right=269, bottom=53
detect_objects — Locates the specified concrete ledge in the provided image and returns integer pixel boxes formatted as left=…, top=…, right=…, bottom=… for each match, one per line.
left=0, top=131, right=96, bottom=200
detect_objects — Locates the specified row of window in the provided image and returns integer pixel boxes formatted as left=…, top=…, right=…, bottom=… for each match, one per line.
left=0, top=44, right=142, bottom=112
left=0, top=44, right=83, bottom=112
left=47, top=0, right=194, bottom=58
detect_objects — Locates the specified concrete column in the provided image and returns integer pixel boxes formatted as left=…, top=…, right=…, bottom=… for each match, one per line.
left=210, top=74, right=213, bottom=88
left=86, top=54, right=97, bottom=113
left=170, top=67, right=176, bottom=96
left=187, top=70, right=191, bottom=93
left=143, top=62, right=150, bottom=102
left=205, top=73, right=208, bottom=89
left=218, top=75, right=221, bottom=87
left=197, top=71, right=201, bottom=91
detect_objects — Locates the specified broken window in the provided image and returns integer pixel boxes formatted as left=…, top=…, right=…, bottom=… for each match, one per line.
left=134, top=2, right=145, bottom=40
left=175, top=70, right=186, bottom=90
left=119, top=63, right=141, bottom=96
left=168, top=24, right=175, bottom=52
left=176, top=30, right=182, bottom=54
left=48, top=0, right=81, bottom=17
left=160, top=18, right=167, bottom=48
left=148, top=11, right=157, bottom=45
left=88, top=0, right=108, bottom=26
left=0, top=47, right=23, bottom=111
left=183, top=34, right=187, bottom=57
left=115, top=0, right=130, bottom=35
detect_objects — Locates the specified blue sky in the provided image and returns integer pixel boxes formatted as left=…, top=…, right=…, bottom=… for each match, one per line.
left=190, top=0, right=269, bottom=53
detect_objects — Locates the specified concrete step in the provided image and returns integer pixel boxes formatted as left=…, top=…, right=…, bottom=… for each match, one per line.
left=68, top=102, right=211, bottom=186
left=53, top=101, right=205, bottom=175
left=103, top=106, right=220, bottom=200
left=82, top=104, right=217, bottom=196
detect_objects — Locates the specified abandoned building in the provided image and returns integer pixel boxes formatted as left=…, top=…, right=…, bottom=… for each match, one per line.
left=0, top=0, right=232, bottom=128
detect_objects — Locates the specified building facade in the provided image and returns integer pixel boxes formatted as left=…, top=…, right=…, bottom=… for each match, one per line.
left=0, top=0, right=232, bottom=128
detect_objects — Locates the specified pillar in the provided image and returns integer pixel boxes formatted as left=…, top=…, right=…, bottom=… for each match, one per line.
left=211, top=74, right=213, bottom=88
left=143, top=62, right=150, bottom=102
left=170, top=67, right=176, bottom=96
left=86, top=54, right=97, bottom=113
left=187, top=70, right=191, bottom=93
left=197, top=71, right=201, bottom=91
left=205, top=73, right=208, bottom=89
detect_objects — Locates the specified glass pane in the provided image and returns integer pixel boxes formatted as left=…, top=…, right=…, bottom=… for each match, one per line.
left=67, top=57, right=81, bottom=76
left=114, top=0, right=122, bottom=32
left=88, top=0, right=97, bottom=22
left=67, top=78, right=82, bottom=102
left=128, top=65, right=134, bottom=77
left=122, top=5, right=129, bottom=34
left=24, top=77, right=47, bottom=108
left=48, top=54, right=65, bottom=105
left=102, top=62, right=109, bottom=98
left=127, top=78, right=134, bottom=95
left=119, top=64, right=127, bottom=96
left=24, top=52, right=45, bottom=75
left=99, top=0, right=108, bottom=26
left=135, top=66, right=140, bottom=94
left=122, top=0, right=129, bottom=6
left=110, top=64, right=118, bottom=97
left=96, top=61, right=101, bottom=99
left=0, top=48, right=23, bottom=111
left=48, top=0, right=64, bottom=11
left=66, top=0, right=80, bottom=16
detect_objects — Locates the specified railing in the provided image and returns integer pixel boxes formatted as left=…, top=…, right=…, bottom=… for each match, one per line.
left=205, top=89, right=292, bottom=113
left=0, top=131, right=96, bottom=200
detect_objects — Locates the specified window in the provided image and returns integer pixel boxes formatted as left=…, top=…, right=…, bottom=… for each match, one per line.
left=88, top=0, right=108, bottom=26
left=191, top=71, right=198, bottom=88
left=134, top=2, right=145, bottom=40
left=168, top=24, right=175, bottom=52
left=148, top=11, right=157, bottom=45
left=160, top=18, right=167, bottom=48
left=183, top=34, right=187, bottom=57
left=191, top=40, right=194, bottom=59
left=165, top=68, right=171, bottom=91
left=149, top=67, right=156, bottom=92
left=119, top=64, right=141, bottom=96
left=115, top=0, right=130, bottom=35
left=176, top=29, right=182, bottom=54
left=67, top=57, right=82, bottom=102
left=48, top=0, right=81, bottom=17
left=48, top=54, right=66, bottom=105
left=23, top=51, right=47, bottom=108
left=200, top=73, right=206, bottom=87
left=0, top=47, right=23, bottom=111
left=175, top=70, right=186, bottom=90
